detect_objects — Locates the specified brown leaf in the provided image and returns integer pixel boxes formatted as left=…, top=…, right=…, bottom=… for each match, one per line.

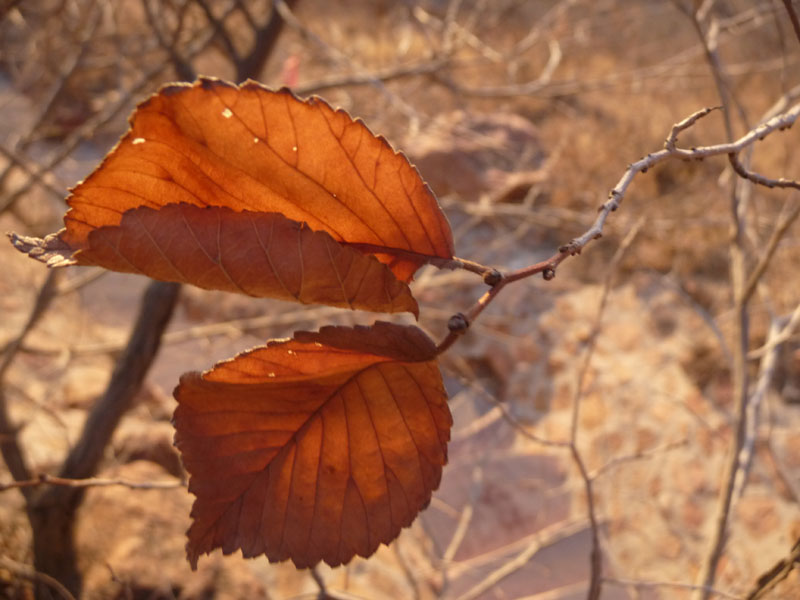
left=173, top=321, right=451, bottom=569
left=25, top=203, right=417, bottom=315
left=15, top=77, right=453, bottom=283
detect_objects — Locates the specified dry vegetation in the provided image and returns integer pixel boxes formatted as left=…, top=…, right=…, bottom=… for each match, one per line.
left=2, top=1, right=800, bottom=599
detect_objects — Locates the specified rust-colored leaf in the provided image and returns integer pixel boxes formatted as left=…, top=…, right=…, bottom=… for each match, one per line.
left=11, top=77, right=453, bottom=285
left=28, top=203, right=416, bottom=314
left=173, top=321, right=451, bottom=569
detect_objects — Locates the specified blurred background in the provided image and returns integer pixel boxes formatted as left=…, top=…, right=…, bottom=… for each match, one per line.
left=1, top=1, right=800, bottom=598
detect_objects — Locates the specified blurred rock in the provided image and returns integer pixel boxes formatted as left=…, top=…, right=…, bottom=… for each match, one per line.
left=405, top=110, right=546, bottom=201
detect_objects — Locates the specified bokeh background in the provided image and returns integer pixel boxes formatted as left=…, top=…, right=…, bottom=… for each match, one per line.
left=1, top=1, right=800, bottom=598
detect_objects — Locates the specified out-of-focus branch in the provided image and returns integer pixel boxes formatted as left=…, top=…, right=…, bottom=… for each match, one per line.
left=741, top=199, right=800, bottom=302
left=453, top=519, right=590, bottom=600
left=235, top=0, right=297, bottom=83
left=293, top=57, right=450, bottom=96
left=782, top=0, right=800, bottom=44
left=141, top=0, right=196, bottom=81
left=604, top=577, right=742, bottom=600
left=0, top=4, right=99, bottom=202
left=732, top=316, right=784, bottom=501
left=745, top=535, right=800, bottom=599
left=0, top=271, right=60, bottom=502
left=0, top=556, right=76, bottom=600
left=53, top=281, right=180, bottom=485
left=748, top=300, right=800, bottom=359
left=194, top=0, right=240, bottom=65
left=0, top=473, right=184, bottom=493
left=0, top=7, right=222, bottom=215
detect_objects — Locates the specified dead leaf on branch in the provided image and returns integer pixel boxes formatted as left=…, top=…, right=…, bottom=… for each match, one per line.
left=11, top=204, right=418, bottom=315
left=173, top=321, right=452, bottom=569
left=9, top=77, right=454, bottom=293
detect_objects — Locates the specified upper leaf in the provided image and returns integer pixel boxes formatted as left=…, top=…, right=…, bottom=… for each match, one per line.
left=173, top=321, right=452, bottom=569
left=61, top=77, right=454, bottom=282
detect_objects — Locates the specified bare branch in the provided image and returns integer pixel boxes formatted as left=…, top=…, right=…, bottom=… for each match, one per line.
left=782, top=0, right=800, bottom=44
left=604, top=577, right=742, bottom=600
left=728, top=152, right=800, bottom=190
left=0, top=473, right=184, bottom=493
left=742, top=199, right=800, bottom=303
left=0, top=556, right=76, bottom=600
left=454, top=519, right=591, bottom=600
left=745, top=535, right=800, bottom=599
left=0, top=271, right=60, bottom=500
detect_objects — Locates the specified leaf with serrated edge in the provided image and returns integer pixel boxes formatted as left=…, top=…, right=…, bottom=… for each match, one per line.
left=14, top=77, right=454, bottom=283
left=173, top=321, right=451, bottom=569
left=60, top=203, right=416, bottom=314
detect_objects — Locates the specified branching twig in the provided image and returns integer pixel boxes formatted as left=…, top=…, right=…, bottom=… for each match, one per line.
left=434, top=101, right=800, bottom=355
left=0, top=270, right=60, bottom=501
left=0, top=556, right=76, bottom=600
left=453, top=519, right=591, bottom=600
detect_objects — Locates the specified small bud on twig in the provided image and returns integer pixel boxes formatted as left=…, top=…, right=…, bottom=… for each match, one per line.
left=447, top=313, right=469, bottom=334
left=483, top=269, right=502, bottom=287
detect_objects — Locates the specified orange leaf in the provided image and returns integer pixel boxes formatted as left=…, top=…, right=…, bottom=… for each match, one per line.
left=173, top=321, right=451, bottom=569
left=34, top=203, right=416, bottom=314
left=22, top=77, right=454, bottom=282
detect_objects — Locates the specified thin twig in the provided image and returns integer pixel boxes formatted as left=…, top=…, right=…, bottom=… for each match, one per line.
left=742, top=199, right=800, bottom=302
left=0, top=556, right=76, bottom=600
left=589, top=439, right=689, bottom=480
left=0, top=3, right=226, bottom=214
left=689, top=4, right=752, bottom=595
left=604, top=577, right=742, bottom=600
left=782, top=0, right=800, bottom=44
left=728, top=152, right=800, bottom=190
left=0, top=473, right=184, bottom=493
left=442, top=464, right=483, bottom=563
left=0, top=271, right=60, bottom=501
left=453, top=519, right=590, bottom=600
left=434, top=101, right=800, bottom=356
left=748, top=300, right=800, bottom=359
left=745, top=535, right=800, bottom=599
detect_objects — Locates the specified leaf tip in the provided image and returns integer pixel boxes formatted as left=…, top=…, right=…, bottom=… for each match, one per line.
left=186, top=543, right=200, bottom=571
left=7, top=230, right=76, bottom=267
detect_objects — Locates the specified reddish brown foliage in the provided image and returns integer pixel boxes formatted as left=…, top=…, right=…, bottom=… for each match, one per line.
left=174, top=322, right=451, bottom=568
left=11, top=78, right=454, bottom=291
left=8, top=78, right=457, bottom=570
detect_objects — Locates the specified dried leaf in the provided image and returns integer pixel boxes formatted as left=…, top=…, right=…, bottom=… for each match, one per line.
left=11, top=77, right=453, bottom=285
left=14, top=204, right=417, bottom=314
left=173, top=321, right=451, bottom=569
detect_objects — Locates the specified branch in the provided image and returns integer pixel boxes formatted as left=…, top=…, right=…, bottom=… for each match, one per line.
left=741, top=199, right=800, bottom=303
left=0, top=271, right=60, bottom=501
left=57, top=282, right=180, bottom=483
left=604, top=577, right=742, bottom=600
left=728, top=152, right=800, bottom=190
left=0, top=473, right=184, bottom=493
left=435, top=100, right=800, bottom=355
left=235, top=0, right=297, bottom=82
left=745, top=535, right=800, bottom=599
left=453, top=519, right=591, bottom=600
left=0, top=556, right=76, bottom=600
left=0, top=6, right=222, bottom=214
left=782, top=0, right=800, bottom=44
